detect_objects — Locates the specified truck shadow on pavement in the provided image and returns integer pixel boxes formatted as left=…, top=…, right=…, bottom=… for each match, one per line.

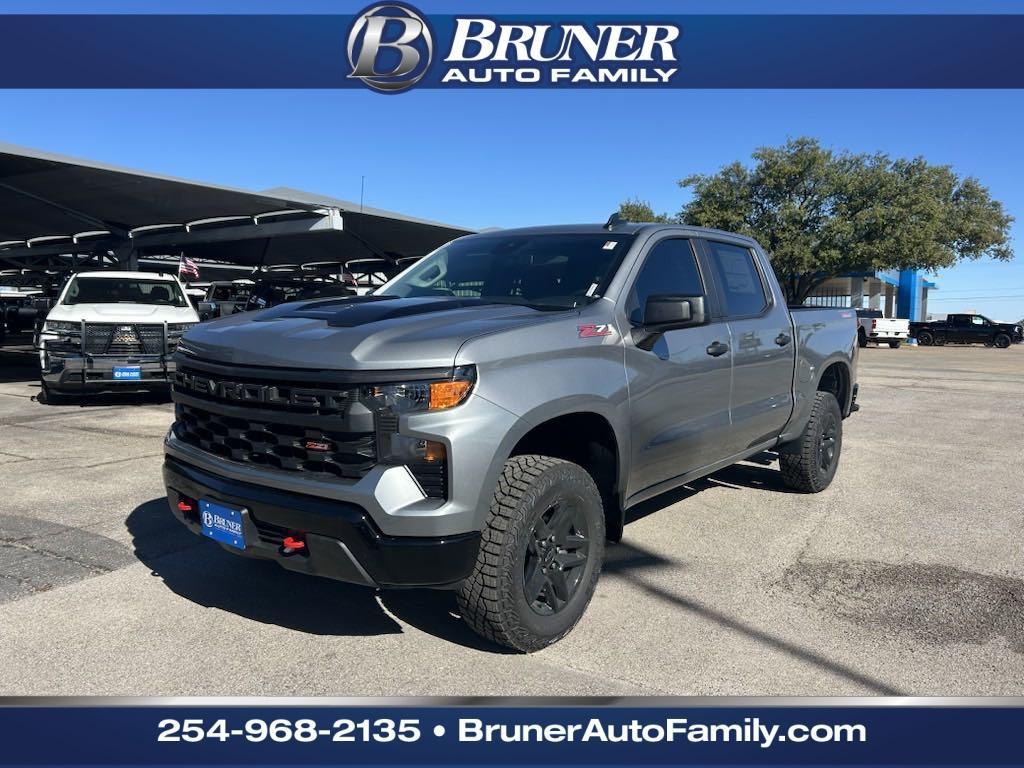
left=624, top=452, right=796, bottom=526
left=34, top=387, right=172, bottom=408
left=125, top=498, right=512, bottom=652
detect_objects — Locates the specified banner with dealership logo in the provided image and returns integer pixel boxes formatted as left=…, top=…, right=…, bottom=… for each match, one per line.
left=0, top=8, right=1022, bottom=89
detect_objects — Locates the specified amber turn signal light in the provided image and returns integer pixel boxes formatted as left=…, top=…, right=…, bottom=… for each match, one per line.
left=429, top=379, right=473, bottom=410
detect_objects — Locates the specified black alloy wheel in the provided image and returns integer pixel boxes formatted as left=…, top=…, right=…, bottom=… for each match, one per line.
left=523, top=499, right=591, bottom=616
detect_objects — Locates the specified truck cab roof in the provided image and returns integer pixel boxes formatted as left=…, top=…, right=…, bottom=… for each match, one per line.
left=462, top=222, right=760, bottom=246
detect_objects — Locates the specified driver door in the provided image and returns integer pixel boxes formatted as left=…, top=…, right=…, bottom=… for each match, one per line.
left=623, top=237, right=733, bottom=500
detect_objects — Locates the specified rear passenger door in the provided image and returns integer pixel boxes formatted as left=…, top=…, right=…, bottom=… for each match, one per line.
left=699, top=239, right=795, bottom=455
left=946, top=315, right=969, bottom=343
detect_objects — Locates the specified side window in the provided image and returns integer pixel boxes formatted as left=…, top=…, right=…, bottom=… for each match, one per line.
left=971, top=316, right=985, bottom=326
left=704, top=241, right=768, bottom=317
left=626, top=239, right=703, bottom=325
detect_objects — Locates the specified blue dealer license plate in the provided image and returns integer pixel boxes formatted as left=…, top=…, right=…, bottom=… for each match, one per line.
left=112, top=366, right=141, bottom=381
left=199, top=499, right=245, bottom=550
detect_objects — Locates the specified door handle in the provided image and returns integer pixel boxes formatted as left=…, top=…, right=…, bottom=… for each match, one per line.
left=775, top=332, right=791, bottom=346
left=706, top=341, right=730, bottom=357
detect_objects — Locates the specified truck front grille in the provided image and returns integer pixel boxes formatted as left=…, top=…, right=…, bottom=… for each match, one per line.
left=84, top=323, right=165, bottom=355
left=173, top=403, right=376, bottom=480
left=171, top=363, right=449, bottom=499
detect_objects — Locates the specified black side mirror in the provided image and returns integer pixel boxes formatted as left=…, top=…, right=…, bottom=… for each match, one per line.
left=633, top=294, right=708, bottom=350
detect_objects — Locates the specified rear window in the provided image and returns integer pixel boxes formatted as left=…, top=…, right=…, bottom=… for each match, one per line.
left=62, top=277, right=187, bottom=307
left=856, top=309, right=883, bottom=318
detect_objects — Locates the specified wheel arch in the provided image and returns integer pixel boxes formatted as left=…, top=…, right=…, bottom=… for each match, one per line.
left=815, top=358, right=853, bottom=417
left=502, top=406, right=627, bottom=542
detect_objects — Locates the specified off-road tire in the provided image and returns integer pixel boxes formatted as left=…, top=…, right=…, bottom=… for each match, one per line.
left=888, top=340, right=902, bottom=349
left=778, top=391, right=843, bottom=493
left=994, top=333, right=1012, bottom=349
left=917, top=331, right=934, bottom=346
left=457, top=455, right=605, bottom=653
left=857, top=329, right=868, bottom=348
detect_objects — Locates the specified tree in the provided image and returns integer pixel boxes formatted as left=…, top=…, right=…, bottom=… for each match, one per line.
left=618, top=197, right=676, bottom=224
left=625, top=138, right=1014, bottom=304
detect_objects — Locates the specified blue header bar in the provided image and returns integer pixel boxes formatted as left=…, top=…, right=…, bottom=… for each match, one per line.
left=0, top=12, right=1022, bottom=89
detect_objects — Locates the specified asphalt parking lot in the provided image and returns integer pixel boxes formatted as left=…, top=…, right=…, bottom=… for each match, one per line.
left=1, top=337, right=1022, bottom=696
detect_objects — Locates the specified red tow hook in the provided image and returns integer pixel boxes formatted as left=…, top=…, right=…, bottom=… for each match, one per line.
left=281, top=534, right=307, bottom=557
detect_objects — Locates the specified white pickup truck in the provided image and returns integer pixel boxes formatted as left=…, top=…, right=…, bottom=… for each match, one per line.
left=856, top=309, right=910, bottom=348
left=37, top=271, right=199, bottom=401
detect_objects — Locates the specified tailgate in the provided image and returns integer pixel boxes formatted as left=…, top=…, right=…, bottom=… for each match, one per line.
left=868, top=318, right=909, bottom=334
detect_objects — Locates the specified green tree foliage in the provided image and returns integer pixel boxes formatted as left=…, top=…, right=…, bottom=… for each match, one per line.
left=625, top=138, right=1014, bottom=304
left=618, top=197, right=676, bottom=224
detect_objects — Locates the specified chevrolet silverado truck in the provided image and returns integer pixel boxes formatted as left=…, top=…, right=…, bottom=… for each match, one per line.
left=856, top=309, right=909, bottom=348
left=910, top=313, right=1023, bottom=348
left=163, top=220, right=859, bottom=651
left=38, top=271, right=199, bottom=401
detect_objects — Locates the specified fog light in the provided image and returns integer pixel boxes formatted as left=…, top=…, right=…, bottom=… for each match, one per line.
left=423, top=440, right=446, bottom=463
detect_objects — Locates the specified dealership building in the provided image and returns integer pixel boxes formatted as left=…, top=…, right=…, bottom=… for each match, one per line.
left=806, top=269, right=938, bottom=321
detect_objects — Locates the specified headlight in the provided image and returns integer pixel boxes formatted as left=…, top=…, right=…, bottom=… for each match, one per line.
left=42, top=320, right=79, bottom=334
left=363, top=366, right=476, bottom=413
left=167, top=322, right=198, bottom=334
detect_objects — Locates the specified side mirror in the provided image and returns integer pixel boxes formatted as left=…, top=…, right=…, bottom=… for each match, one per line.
left=633, top=294, right=708, bottom=350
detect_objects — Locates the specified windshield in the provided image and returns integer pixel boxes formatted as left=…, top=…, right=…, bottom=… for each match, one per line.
left=62, top=277, right=188, bottom=307
left=379, top=232, right=636, bottom=310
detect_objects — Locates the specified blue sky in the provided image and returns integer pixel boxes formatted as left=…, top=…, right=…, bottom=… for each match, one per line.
left=2, top=1, right=1023, bottom=320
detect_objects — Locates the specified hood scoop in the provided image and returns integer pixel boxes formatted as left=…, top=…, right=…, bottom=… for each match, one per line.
left=286, top=296, right=509, bottom=328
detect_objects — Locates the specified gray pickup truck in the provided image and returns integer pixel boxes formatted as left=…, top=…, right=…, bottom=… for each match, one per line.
left=162, top=219, right=858, bottom=651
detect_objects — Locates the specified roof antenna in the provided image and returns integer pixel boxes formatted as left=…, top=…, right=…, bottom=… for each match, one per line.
left=604, top=211, right=624, bottom=230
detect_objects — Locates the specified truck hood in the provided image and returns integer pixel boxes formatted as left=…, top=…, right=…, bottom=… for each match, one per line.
left=46, top=303, right=199, bottom=323
left=179, top=296, right=570, bottom=370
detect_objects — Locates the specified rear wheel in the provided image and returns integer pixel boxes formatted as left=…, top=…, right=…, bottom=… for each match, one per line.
left=857, top=329, right=868, bottom=348
left=457, top=455, right=604, bottom=653
left=917, top=331, right=934, bottom=346
left=779, top=391, right=843, bottom=493
left=994, top=333, right=1011, bottom=349
left=888, top=340, right=902, bottom=349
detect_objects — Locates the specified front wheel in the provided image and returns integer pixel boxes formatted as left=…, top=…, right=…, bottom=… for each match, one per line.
left=994, top=333, right=1011, bottom=349
left=778, top=391, right=843, bottom=493
left=457, top=455, right=605, bottom=652
left=39, top=378, right=70, bottom=405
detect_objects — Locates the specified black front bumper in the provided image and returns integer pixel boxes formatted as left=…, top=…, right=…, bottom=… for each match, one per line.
left=42, top=354, right=174, bottom=392
left=163, top=456, right=480, bottom=589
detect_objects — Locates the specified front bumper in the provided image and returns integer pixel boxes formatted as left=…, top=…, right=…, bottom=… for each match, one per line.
left=163, top=456, right=481, bottom=589
left=41, top=351, right=174, bottom=391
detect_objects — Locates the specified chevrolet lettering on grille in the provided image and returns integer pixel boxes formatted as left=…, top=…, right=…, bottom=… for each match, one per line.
left=174, top=371, right=349, bottom=410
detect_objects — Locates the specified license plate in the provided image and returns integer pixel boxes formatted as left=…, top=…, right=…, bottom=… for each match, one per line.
left=199, top=499, right=246, bottom=550
left=112, top=366, right=141, bottom=381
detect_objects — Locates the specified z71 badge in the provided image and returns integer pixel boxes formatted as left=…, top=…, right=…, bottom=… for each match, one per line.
left=578, top=323, right=614, bottom=339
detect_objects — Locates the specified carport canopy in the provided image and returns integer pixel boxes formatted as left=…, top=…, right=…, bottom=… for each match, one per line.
left=0, top=141, right=473, bottom=280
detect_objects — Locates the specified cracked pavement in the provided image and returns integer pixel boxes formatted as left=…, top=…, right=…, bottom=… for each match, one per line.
left=0, top=337, right=1022, bottom=695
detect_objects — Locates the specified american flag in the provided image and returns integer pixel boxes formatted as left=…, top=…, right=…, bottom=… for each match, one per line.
left=178, top=255, right=199, bottom=280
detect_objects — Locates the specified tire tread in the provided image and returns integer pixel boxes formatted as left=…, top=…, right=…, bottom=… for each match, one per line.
left=457, top=455, right=603, bottom=652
